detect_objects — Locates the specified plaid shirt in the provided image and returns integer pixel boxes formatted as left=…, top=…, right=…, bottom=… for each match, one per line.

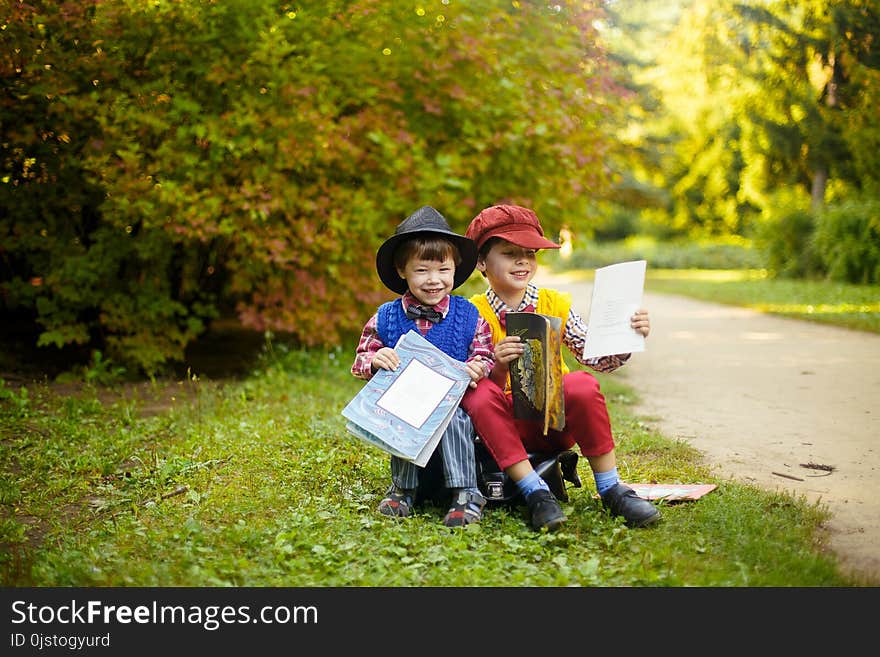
left=484, top=283, right=631, bottom=373
left=351, top=291, right=495, bottom=380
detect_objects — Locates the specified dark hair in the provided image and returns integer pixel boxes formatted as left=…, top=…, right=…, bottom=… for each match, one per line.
left=477, top=236, right=503, bottom=259
left=393, top=236, right=461, bottom=272
left=474, top=237, right=502, bottom=278
left=476, top=236, right=541, bottom=277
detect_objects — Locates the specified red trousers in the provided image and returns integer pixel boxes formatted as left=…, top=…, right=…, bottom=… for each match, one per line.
left=461, top=371, right=616, bottom=470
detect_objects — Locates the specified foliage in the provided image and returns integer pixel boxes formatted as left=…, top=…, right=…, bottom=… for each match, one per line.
left=604, top=0, right=880, bottom=246
left=0, top=345, right=857, bottom=587
left=595, top=0, right=683, bottom=239
left=753, top=188, right=880, bottom=284
left=755, top=190, right=825, bottom=279
left=813, top=194, right=880, bottom=284
left=604, top=0, right=764, bottom=237
left=558, top=235, right=763, bottom=270
left=1, top=0, right=620, bottom=374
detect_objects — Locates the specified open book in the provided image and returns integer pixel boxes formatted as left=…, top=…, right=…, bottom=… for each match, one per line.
left=505, top=312, right=565, bottom=435
left=502, top=260, right=646, bottom=434
left=341, top=330, right=472, bottom=467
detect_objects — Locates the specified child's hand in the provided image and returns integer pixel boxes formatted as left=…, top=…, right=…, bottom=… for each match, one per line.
left=493, top=335, right=525, bottom=366
left=464, top=355, right=488, bottom=389
left=370, top=347, right=400, bottom=372
left=631, top=309, right=650, bottom=338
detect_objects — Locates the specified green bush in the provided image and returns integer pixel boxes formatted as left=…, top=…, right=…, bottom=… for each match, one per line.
left=755, top=194, right=880, bottom=284
left=814, top=196, right=880, bottom=284
left=756, top=208, right=824, bottom=279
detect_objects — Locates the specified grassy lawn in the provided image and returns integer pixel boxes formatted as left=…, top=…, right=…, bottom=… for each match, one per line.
left=645, top=269, right=880, bottom=334
left=0, top=340, right=860, bottom=587
left=4, top=263, right=876, bottom=587
left=545, top=264, right=880, bottom=335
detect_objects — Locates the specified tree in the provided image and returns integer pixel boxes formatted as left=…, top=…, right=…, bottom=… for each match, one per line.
left=733, top=0, right=880, bottom=208
left=595, top=0, right=688, bottom=239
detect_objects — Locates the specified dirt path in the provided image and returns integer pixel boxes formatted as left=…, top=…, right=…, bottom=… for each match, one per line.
left=536, top=270, right=880, bottom=584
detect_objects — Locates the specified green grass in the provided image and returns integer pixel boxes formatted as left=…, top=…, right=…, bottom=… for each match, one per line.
left=0, top=342, right=863, bottom=587
left=4, top=258, right=874, bottom=587
left=544, top=263, right=880, bottom=335
left=646, top=269, right=880, bottom=334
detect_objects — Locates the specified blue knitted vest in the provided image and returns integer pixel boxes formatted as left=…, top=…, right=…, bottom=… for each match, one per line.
left=377, top=296, right=479, bottom=362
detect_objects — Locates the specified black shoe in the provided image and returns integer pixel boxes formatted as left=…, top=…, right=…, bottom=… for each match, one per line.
left=526, top=489, right=566, bottom=532
left=600, top=483, right=661, bottom=528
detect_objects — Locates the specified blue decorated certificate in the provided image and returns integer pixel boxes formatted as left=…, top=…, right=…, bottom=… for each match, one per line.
left=341, top=330, right=472, bottom=466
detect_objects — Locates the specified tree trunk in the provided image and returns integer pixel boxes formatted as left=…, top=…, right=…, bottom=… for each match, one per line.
left=811, top=169, right=828, bottom=211
left=811, top=52, right=838, bottom=212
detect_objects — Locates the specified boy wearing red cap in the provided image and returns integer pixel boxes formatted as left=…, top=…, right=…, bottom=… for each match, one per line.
left=461, top=205, right=660, bottom=530
left=351, top=206, right=495, bottom=527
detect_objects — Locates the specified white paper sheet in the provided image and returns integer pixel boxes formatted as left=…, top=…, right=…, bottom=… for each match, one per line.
left=582, top=260, right=647, bottom=359
left=376, top=358, right=456, bottom=429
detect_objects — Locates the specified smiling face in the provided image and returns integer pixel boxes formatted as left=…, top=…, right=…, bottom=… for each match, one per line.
left=394, top=237, right=459, bottom=307
left=476, top=238, right=538, bottom=307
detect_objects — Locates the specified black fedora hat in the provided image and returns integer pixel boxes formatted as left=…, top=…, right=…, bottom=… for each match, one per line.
left=375, top=206, right=478, bottom=295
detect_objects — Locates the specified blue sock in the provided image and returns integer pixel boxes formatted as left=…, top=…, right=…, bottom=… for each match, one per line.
left=594, top=467, right=620, bottom=496
left=516, top=470, right=550, bottom=498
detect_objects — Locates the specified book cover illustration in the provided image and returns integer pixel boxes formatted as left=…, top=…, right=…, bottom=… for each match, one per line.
left=341, top=330, right=472, bottom=467
left=505, top=312, right=565, bottom=435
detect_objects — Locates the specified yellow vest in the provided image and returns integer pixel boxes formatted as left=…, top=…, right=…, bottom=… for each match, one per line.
left=470, top=288, right=572, bottom=391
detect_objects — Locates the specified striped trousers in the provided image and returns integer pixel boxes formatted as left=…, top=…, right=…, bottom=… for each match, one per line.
left=391, top=406, right=476, bottom=490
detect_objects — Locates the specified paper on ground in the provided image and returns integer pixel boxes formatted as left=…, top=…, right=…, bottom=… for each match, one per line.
left=628, top=483, right=717, bottom=501
left=582, top=260, right=647, bottom=359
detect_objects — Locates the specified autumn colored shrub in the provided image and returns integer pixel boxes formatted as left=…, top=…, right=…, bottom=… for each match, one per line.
left=1, top=0, right=619, bottom=374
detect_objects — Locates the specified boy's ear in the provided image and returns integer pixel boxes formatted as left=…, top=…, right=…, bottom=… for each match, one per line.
left=395, top=266, right=407, bottom=281
left=475, top=257, right=487, bottom=274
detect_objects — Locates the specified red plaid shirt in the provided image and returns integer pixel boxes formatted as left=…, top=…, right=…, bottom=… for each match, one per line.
left=351, top=292, right=495, bottom=380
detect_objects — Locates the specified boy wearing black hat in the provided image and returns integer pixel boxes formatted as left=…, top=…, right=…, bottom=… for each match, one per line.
left=351, top=206, right=495, bottom=527
left=460, top=204, right=660, bottom=531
